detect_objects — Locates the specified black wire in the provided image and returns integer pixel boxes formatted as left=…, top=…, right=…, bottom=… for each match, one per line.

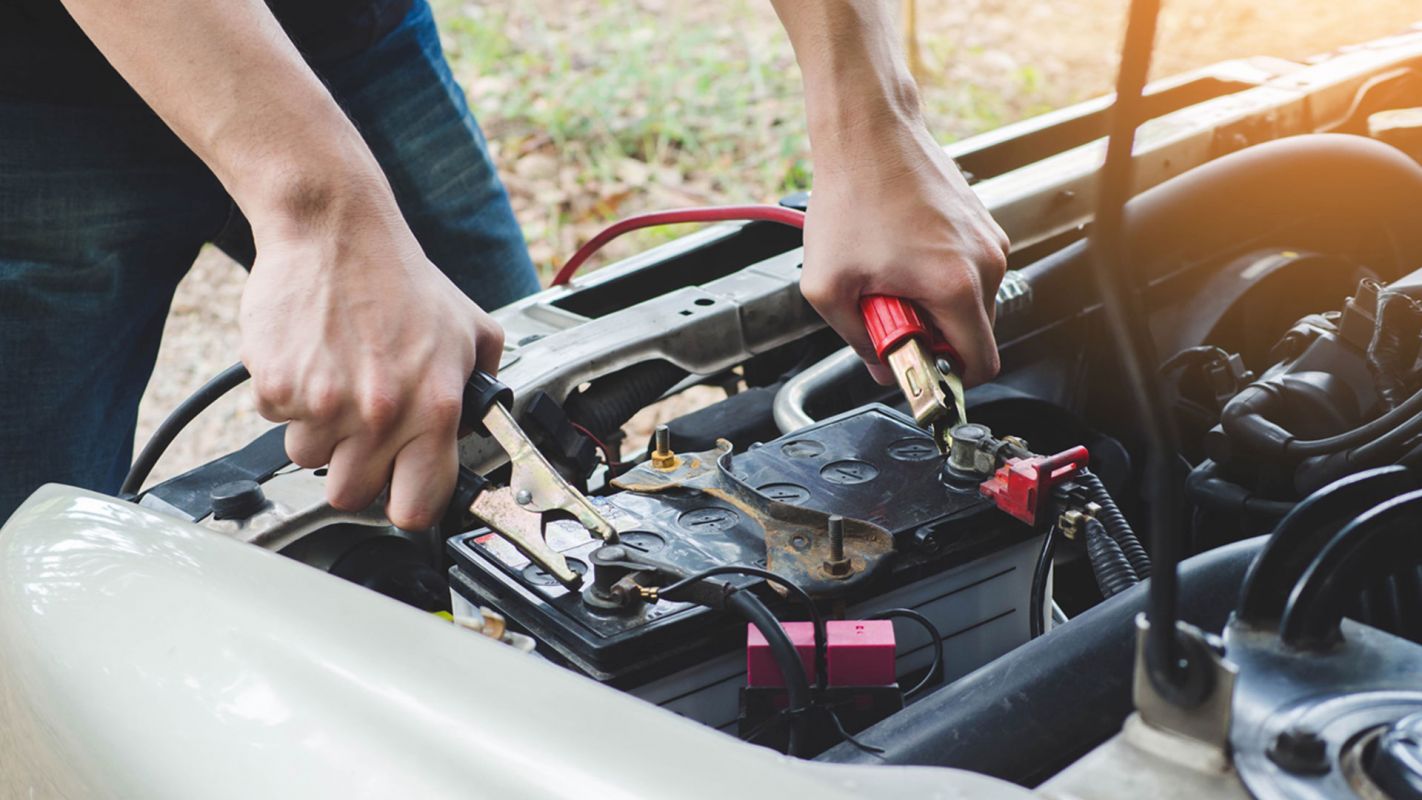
left=1091, top=0, right=1193, bottom=698
left=725, top=590, right=811, bottom=757
left=120, top=361, right=251, bottom=497
left=825, top=707, right=886, bottom=757
left=867, top=608, right=944, bottom=698
left=1028, top=525, right=1058, bottom=639
left=660, top=564, right=828, bottom=689
left=1349, top=410, right=1422, bottom=463
left=1286, top=387, right=1422, bottom=457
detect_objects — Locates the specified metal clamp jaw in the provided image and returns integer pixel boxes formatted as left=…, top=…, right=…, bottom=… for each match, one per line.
left=860, top=295, right=968, bottom=450
left=446, top=371, right=618, bottom=589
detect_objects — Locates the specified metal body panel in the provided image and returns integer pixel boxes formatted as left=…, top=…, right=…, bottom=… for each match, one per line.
left=0, top=486, right=1031, bottom=799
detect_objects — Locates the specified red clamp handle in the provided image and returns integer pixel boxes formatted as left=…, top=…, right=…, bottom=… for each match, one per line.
left=859, top=295, right=964, bottom=372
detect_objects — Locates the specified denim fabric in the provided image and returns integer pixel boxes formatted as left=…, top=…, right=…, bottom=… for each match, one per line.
left=0, top=0, right=540, bottom=518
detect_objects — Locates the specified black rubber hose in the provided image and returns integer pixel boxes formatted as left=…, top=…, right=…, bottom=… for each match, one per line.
left=1084, top=518, right=1140, bottom=598
left=121, top=361, right=251, bottom=498
left=726, top=589, right=811, bottom=757
left=562, top=360, right=687, bottom=440
left=1186, top=459, right=1296, bottom=517
left=1078, top=470, right=1151, bottom=578
left=1348, top=411, right=1422, bottom=463
left=1221, top=380, right=1422, bottom=460
left=819, top=536, right=1268, bottom=784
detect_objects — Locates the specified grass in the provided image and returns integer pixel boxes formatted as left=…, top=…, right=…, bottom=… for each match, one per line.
left=432, top=0, right=1039, bottom=276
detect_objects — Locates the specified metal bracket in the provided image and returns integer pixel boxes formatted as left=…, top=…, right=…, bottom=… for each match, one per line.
left=1132, top=613, right=1239, bottom=753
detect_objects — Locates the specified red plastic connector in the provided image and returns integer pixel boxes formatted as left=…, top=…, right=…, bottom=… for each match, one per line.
left=979, top=445, right=1090, bottom=526
left=746, top=620, right=897, bottom=688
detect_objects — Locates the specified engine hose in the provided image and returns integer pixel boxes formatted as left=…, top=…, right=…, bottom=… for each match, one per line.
left=1078, top=470, right=1151, bottom=579
left=562, top=360, right=687, bottom=441
left=1085, top=518, right=1141, bottom=598
left=1220, top=379, right=1422, bottom=461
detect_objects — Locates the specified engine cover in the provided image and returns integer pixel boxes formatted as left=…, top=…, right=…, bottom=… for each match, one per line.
left=447, top=405, right=1044, bottom=730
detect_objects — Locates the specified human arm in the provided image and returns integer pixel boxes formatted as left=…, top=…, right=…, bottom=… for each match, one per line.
left=58, top=0, right=500, bottom=528
left=768, top=0, right=1010, bottom=386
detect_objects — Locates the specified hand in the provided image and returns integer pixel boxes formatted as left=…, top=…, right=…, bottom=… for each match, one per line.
left=799, top=123, right=1010, bottom=387
left=239, top=187, right=504, bottom=530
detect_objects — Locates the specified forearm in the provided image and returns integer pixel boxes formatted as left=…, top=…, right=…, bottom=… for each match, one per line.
left=59, top=0, right=393, bottom=241
left=769, top=1, right=929, bottom=175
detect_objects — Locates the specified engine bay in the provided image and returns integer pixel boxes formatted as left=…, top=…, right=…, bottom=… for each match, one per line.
left=27, top=23, right=1422, bottom=798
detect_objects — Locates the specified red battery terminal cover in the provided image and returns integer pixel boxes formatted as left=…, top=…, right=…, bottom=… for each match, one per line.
left=979, top=445, right=1091, bottom=526
left=746, top=620, right=898, bottom=688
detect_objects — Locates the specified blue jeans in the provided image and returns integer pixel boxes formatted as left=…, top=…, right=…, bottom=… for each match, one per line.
left=0, top=0, right=540, bottom=519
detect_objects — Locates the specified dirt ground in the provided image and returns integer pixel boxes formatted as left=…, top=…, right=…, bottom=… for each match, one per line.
left=135, top=1, right=1422, bottom=482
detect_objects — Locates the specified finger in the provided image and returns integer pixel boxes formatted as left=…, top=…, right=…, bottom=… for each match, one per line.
left=866, top=361, right=895, bottom=385
left=473, top=315, right=505, bottom=377
left=386, top=431, right=458, bottom=531
left=324, top=435, right=400, bottom=514
left=285, top=420, right=340, bottom=469
left=801, top=274, right=892, bottom=386
left=923, top=294, right=1000, bottom=388
left=249, top=367, right=298, bottom=423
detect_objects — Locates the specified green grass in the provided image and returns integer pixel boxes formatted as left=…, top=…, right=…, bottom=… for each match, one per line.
left=432, top=0, right=1041, bottom=276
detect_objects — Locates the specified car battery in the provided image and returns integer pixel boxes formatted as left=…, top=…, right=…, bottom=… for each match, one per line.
left=448, top=404, right=1044, bottom=731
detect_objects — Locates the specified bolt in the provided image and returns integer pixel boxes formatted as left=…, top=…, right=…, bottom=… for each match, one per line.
left=824, top=515, right=852, bottom=578
left=515, top=489, right=533, bottom=506
left=1268, top=727, right=1330, bottom=775
left=651, top=425, right=678, bottom=470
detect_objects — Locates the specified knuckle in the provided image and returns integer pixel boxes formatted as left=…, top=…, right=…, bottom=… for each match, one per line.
left=254, top=371, right=295, bottom=408
left=982, top=348, right=1002, bottom=379
left=979, top=244, right=1008, bottom=281
left=358, top=391, right=401, bottom=433
left=799, top=274, right=833, bottom=308
left=478, top=318, right=506, bottom=354
left=327, top=480, right=375, bottom=513
left=426, top=391, right=464, bottom=430
left=306, top=385, right=343, bottom=421
left=389, top=502, right=438, bottom=531
left=286, top=437, right=328, bottom=469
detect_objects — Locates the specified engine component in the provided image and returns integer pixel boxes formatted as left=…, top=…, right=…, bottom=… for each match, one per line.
left=447, top=405, right=1045, bottom=732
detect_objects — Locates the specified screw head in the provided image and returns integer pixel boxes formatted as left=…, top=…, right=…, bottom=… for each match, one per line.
left=1268, top=727, right=1330, bottom=775
left=515, top=490, right=533, bottom=506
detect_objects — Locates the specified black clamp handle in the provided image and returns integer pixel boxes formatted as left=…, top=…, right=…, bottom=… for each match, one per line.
left=461, top=369, right=513, bottom=436
left=441, top=465, right=490, bottom=535
left=442, top=370, right=510, bottom=534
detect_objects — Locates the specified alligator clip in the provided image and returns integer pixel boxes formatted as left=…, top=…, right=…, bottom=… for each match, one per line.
left=445, top=371, right=618, bottom=589
left=860, top=295, right=968, bottom=452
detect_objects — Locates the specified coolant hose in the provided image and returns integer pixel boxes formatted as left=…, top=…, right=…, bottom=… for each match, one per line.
left=1084, top=518, right=1140, bottom=598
